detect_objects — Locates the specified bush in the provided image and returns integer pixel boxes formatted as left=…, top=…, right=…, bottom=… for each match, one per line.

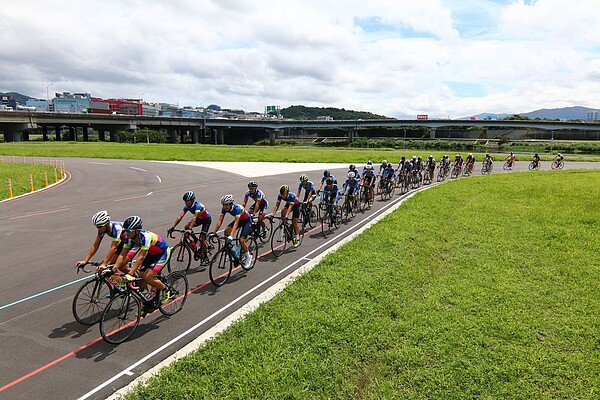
left=117, top=129, right=167, bottom=143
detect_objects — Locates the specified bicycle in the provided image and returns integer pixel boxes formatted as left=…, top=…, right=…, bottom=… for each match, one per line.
left=396, top=171, right=409, bottom=194
left=528, top=160, right=540, bottom=171
left=481, top=160, right=493, bottom=175
left=450, top=164, right=461, bottom=179
left=209, top=235, right=259, bottom=287
left=462, top=162, right=474, bottom=177
left=73, top=261, right=128, bottom=325
left=270, top=215, right=304, bottom=258
left=299, top=201, right=319, bottom=232
left=248, top=214, right=273, bottom=245
left=340, top=192, right=357, bottom=223
left=503, top=160, right=514, bottom=170
left=551, top=160, right=564, bottom=170
left=319, top=199, right=341, bottom=235
left=99, top=270, right=188, bottom=344
left=167, top=229, right=220, bottom=274
left=411, top=169, right=421, bottom=188
left=358, top=183, right=373, bottom=211
left=436, top=164, right=447, bottom=182
left=379, top=178, right=394, bottom=200
left=422, top=168, right=433, bottom=185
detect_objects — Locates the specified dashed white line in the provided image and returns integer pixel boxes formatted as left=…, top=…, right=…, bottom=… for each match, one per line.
left=129, top=167, right=147, bottom=172
left=156, top=175, right=162, bottom=183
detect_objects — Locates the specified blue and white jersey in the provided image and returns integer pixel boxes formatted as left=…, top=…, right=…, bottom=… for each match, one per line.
left=220, top=203, right=251, bottom=220
left=277, top=191, right=301, bottom=206
left=183, top=200, right=211, bottom=219
left=297, top=180, right=315, bottom=194
left=343, top=178, right=359, bottom=193
left=244, top=188, right=268, bottom=208
left=97, top=221, right=124, bottom=242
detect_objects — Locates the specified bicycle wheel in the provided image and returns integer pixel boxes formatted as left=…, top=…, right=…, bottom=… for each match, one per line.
left=270, top=223, right=289, bottom=258
left=99, top=293, right=141, bottom=344
left=528, top=161, right=535, bottom=171
left=320, top=208, right=329, bottom=236
left=167, top=243, right=191, bottom=274
left=241, top=237, right=259, bottom=271
left=257, top=218, right=272, bottom=244
left=72, top=277, right=114, bottom=325
left=158, top=271, right=188, bottom=316
left=503, top=161, right=511, bottom=170
left=209, top=248, right=233, bottom=287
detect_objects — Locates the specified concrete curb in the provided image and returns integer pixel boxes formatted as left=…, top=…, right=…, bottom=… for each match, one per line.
left=0, top=171, right=69, bottom=204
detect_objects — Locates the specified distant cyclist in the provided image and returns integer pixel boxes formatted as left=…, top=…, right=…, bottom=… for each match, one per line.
left=296, top=174, right=317, bottom=207
left=342, top=171, right=360, bottom=212
left=242, top=181, right=269, bottom=238
left=425, top=155, right=436, bottom=180
left=532, top=153, right=541, bottom=168
left=168, top=191, right=212, bottom=264
left=554, top=152, right=564, bottom=163
left=321, top=177, right=340, bottom=210
left=361, top=164, right=376, bottom=200
left=506, top=152, right=516, bottom=167
left=271, top=185, right=302, bottom=247
left=212, top=194, right=253, bottom=268
left=76, top=210, right=128, bottom=273
left=465, top=153, right=476, bottom=173
left=317, top=169, right=337, bottom=193
left=454, top=154, right=464, bottom=171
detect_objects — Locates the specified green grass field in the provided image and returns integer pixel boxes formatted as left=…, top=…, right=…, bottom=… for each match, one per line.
left=0, top=142, right=597, bottom=163
left=120, top=170, right=600, bottom=399
left=0, top=161, right=60, bottom=199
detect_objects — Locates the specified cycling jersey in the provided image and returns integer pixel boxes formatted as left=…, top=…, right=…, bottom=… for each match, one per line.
left=383, top=167, right=395, bottom=180
left=97, top=221, right=124, bottom=242
left=277, top=191, right=301, bottom=206
left=343, top=178, right=359, bottom=195
left=426, top=160, right=436, bottom=170
left=123, top=230, right=168, bottom=255
left=321, top=175, right=337, bottom=184
left=298, top=181, right=315, bottom=195
left=362, top=169, right=376, bottom=180
left=183, top=200, right=211, bottom=219
left=220, top=203, right=250, bottom=221
left=244, top=189, right=268, bottom=208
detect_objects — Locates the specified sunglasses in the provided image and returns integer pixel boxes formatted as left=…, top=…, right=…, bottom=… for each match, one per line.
left=123, top=229, right=134, bottom=233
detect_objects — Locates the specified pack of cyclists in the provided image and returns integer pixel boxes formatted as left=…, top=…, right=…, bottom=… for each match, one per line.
left=77, top=151, right=564, bottom=293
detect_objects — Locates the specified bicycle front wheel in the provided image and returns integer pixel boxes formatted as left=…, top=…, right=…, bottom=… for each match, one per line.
left=159, top=271, right=189, bottom=316
left=167, top=243, right=191, bottom=274
left=270, top=224, right=289, bottom=258
left=73, top=278, right=113, bottom=325
left=99, top=293, right=141, bottom=344
left=209, top=249, right=233, bottom=287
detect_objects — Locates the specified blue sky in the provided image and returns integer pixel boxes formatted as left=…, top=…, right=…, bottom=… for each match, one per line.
left=1, top=0, right=599, bottom=118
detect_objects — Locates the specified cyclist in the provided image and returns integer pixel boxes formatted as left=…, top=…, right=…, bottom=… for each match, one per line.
left=442, top=155, right=451, bottom=175
left=554, top=152, right=563, bottom=163
left=362, top=160, right=374, bottom=175
left=271, top=185, right=302, bottom=247
left=465, top=153, right=476, bottom=173
left=212, top=194, right=253, bottom=268
left=321, top=177, right=340, bottom=211
left=347, top=164, right=358, bottom=177
left=242, top=181, right=269, bottom=239
left=505, top=151, right=516, bottom=167
left=425, top=155, right=436, bottom=181
left=361, top=164, right=376, bottom=201
left=317, top=169, right=337, bottom=193
left=532, top=153, right=541, bottom=168
left=454, top=154, right=464, bottom=172
left=111, top=216, right=172, bottom=308
left=485, top=153, right=493, bottom=166
left=296, top=174, right=317, bottom=208
left=378, top=160, right=388, bottom=175
left=382, top=163, right=395, bottom=186
left=168, top=191, right=212, bottom=264
left=76, top=210, right=129, bottom=273
left=342, top=171, right=360, bottom=212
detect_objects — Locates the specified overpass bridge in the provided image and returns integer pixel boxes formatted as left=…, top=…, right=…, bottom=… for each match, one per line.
left=1, top=111, right=599, bottom=143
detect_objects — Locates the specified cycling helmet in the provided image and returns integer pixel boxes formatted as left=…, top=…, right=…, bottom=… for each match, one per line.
left=401, top=156, right=406, bottom=160
left=468, top=153, right=473, bottom=157
left=367, top=160, right=373, bottom=165
left=248, top=181, right=258, bottom=188
left=418, top=156, right=422, bottom=160
left=182, top=191, right=195, bottom=201
left=325, top=177, right=334, bottom=185
left=92, top=210, right=110, bottom=227
left=366, top=164, right=373, bottom=170
left=428, top=155, right=433, bottom=159
left=220, top=194, right=234, bottom=205
left=299, top=174, right=309, bottom=182
left=534, top=153, right=538, bottom=157
left=349, top=164, right=356, bottom=170
left=279, top=184, right=289, bottom=194
left=412, top=155, right=417, bottom=159
left=348, top=171, right=356, bottom=179
left=123, top=216, right=143, bottom=230
left=456, top=154, right=460, bottom=157
left=444, top=155, right=448, bottom=158
left=323, top=169, right=330, bottom=177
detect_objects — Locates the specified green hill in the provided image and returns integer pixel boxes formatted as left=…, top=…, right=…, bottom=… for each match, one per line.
left=280, top=105, right=390, bottom=120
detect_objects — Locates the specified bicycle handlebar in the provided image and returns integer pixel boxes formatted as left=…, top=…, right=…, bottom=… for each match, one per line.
left=76, top=261, right=101, bottom=274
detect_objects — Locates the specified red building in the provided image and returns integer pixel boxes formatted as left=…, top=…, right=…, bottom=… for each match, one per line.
left=90, top=98, right=143, bottom=115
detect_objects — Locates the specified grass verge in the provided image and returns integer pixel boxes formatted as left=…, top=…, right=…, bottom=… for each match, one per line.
left=0, top=162, right=59, bottom=200
left=123, top=170, right=600, bottom=399
left=0, top=142, right=597, bottom=163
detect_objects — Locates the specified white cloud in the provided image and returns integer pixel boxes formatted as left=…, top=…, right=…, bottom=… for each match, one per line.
left=1, top=0, right=599, bottom=118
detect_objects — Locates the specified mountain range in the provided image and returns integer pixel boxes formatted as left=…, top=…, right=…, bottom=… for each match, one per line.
left=1, top=91, right=597, bottom=120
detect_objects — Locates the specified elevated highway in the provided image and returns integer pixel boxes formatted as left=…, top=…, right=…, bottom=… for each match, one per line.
left=1, top=110, right=599, bottom=143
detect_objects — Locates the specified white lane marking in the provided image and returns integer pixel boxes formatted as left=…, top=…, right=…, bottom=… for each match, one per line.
left=129, top=167, right=147, bottom=172
left=88, top=162, right=111, bottom=165
left=114, top=192, right=153, bottom=202
left=156, top=175, right=161, bottom=183
left=9, top=208, right=71, bottom=220
left=123, top=371, right=134, bottom=376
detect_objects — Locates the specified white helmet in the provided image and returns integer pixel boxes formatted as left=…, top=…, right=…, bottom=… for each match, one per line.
left=92, top=210, right=110, bottom=227
left=220, top=194, right=234, bottom=205
left=347, top=171, right=356, bottom=179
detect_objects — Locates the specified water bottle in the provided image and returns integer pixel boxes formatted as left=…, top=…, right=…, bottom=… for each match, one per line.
left=235, top=244, right=241, bottom=259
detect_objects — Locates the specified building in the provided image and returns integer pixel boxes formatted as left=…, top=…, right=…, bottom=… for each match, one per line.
left=52, top=92, right=91, bottom=113
left=25, top=99, right=50, bottom=112
left=586, top=110, right=599, bottom=121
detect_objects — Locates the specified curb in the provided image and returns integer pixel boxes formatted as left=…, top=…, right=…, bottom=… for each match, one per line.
left=0, top=171, right=70, bottom=204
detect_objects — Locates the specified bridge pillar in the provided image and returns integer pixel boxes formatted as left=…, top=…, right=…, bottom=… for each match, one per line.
left=55, top=125, right=62, bottom=141
left=218, top=129, right=224, bottom=144
left=69, top=126, right=77, bottom=141
left=429, top=127, right=436, bottom=139
left=42, top=125, right=49, bottom=141
left=191, top=129, right=199, bottom=144
left=98, top=130, right=106, bottom=141
left=83, top=127, right=90, bottom=141
left=22, top=131, right=30, bottom=141
left=166, top=129, right=176, bottom=143
left=109, top=130, right=117, bottom=142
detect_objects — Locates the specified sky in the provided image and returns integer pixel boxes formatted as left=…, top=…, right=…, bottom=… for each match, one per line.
left=2, top=0, right=600, bottom=118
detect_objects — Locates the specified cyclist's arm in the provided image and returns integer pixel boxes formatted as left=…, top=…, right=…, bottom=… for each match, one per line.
left=171, top=210, right=186, bottom=230
left=99, top=239, right=120, bottom=269
left=272, top=200, right=281, bottom=217
left=212, top=214, right=225, bottom=235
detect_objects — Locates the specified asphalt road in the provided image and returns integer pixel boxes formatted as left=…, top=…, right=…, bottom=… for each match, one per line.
left=0, top=158, right=597, bottom=400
